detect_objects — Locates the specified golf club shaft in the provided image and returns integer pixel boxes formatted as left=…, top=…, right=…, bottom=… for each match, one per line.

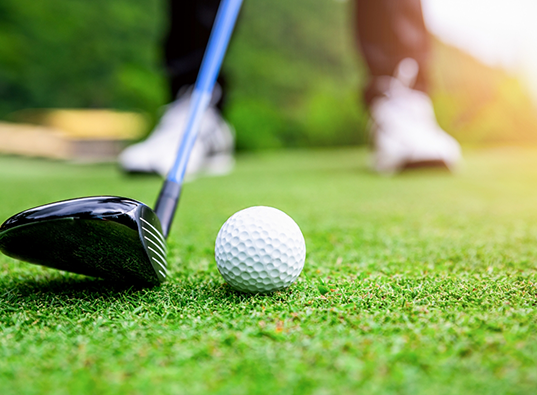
left=155, top=0, right=243, bottom=238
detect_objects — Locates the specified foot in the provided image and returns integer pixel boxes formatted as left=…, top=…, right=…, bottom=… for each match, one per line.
left=370, top=59, right=461, bottom=174
left=119, top=86, right=234, bottom=179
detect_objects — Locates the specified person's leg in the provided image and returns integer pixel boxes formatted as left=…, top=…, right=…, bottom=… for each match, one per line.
left=355, top=0, right=430, bottom=105
left=165, top=0, right=226, bottom=109
left=120, top=0, right=235, bottom=179
left=355, top=0, right=461, bottom=173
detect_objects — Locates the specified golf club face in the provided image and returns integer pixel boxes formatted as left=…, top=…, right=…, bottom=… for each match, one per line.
left=0, top=196, right=167, bottom=285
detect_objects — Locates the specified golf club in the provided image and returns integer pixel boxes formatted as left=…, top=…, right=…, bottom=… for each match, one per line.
left=0, top=0, right=243, bottom=286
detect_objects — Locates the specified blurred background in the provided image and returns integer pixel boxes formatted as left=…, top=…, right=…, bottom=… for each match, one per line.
left=1, top=0, right=537, bottom=161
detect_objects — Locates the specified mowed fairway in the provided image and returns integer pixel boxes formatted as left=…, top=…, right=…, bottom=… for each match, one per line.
left=1, top=147, right=537, bottom=394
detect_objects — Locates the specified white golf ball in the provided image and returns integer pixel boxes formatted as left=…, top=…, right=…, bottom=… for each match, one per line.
left=215, top=206, right=306, bottom=293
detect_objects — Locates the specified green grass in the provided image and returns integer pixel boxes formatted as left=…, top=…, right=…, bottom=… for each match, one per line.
left=1, top=147, right=537, bottom=394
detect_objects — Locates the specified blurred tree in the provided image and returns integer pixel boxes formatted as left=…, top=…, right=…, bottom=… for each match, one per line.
left=0, top=0, right=167, bottom=119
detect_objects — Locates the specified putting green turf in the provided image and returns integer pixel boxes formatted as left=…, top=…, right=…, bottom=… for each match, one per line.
left=1, top=147, right=537, bottom=394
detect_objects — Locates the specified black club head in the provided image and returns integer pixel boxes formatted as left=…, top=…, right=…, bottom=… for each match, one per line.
left=0, top=196, right=167, bottom=285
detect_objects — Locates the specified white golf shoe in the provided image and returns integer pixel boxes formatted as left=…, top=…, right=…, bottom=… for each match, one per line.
left=370, top=59, right=461, bottom=174
left=119, top=87, right=234, bottom=179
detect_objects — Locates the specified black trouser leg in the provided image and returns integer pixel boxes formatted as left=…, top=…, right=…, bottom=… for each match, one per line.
left=164, top=0, right=226, bottom=109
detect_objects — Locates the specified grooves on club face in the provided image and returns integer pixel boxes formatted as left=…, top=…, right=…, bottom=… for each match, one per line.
left=0, top=196, right=167, bottom=285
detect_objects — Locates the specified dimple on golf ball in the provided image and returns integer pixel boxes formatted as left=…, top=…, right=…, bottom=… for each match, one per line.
left=215, top=206, right=306, bottom=293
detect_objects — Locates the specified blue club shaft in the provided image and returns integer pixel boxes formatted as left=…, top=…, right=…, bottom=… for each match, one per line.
left=169, top=0, right=243, bottom=184
left=155, top=0, right=243, bottom=238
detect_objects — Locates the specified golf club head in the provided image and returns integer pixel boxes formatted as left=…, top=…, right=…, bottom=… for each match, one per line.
left=0, top=196, right=167, bottom=285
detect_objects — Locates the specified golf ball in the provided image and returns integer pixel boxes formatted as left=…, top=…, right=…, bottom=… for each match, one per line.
left=215, top=206, right=306, bottom=293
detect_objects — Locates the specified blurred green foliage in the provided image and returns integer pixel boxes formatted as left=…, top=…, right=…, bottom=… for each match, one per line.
left=2, top=0, right=536, bottom=149
left=430, top=39, right=537, bottom=145
left=224, top=0, right=369, bottom=149
left=0, top=0, right=369, bottom=150
left=0, top=0, right=167, bottom=118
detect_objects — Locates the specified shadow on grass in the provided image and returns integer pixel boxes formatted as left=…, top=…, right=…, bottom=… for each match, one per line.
left=0, top=272, right=300, bottom=309
left=313, top=164, right=453, bottom=179
left=0, top=273, right=155, bottom=301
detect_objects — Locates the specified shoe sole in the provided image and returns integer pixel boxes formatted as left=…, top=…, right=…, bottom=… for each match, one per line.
left=401, top=159, right=450, bottom=171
